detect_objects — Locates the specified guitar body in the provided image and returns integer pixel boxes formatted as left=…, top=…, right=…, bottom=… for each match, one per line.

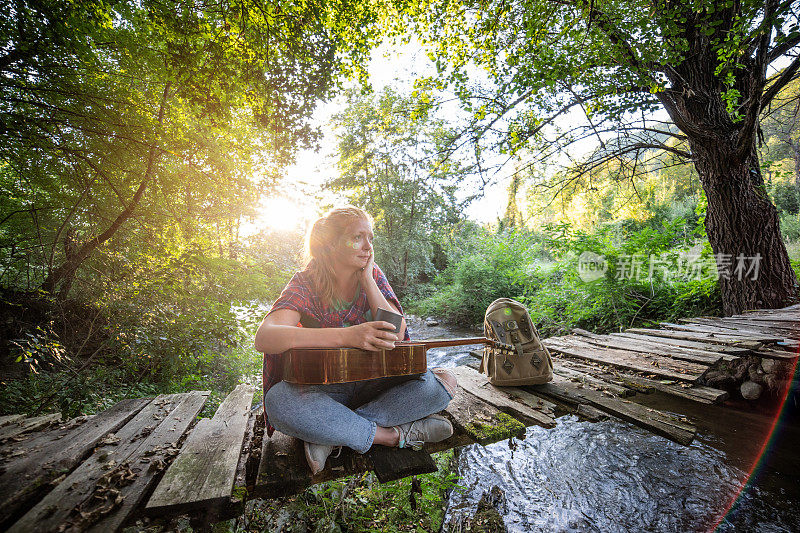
left=281, top=342, right=428, bottom=385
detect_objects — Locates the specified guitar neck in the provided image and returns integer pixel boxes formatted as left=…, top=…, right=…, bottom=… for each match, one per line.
left=409, top=337, right=494, bottom=349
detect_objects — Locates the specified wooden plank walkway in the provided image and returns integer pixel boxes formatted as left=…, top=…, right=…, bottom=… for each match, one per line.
left=0, top=305, right=796, bottom=531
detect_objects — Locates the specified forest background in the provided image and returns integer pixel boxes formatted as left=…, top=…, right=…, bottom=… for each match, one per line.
left=1, top=1, right=800, bottom=529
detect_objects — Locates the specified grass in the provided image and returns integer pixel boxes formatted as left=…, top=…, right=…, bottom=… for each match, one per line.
left=232, top=449, right=464, bottom=532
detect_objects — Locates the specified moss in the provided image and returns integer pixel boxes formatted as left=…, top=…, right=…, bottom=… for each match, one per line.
left=465, top=412, right=525, bottom=445
left=231, top=485, right=249, bottom=503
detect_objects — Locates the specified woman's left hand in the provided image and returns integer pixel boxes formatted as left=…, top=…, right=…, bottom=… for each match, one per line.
left=361, top=250, right=375, bottom=283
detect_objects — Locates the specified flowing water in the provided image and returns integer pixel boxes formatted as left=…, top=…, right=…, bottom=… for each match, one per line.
left=408, top=316, right=800, bottom=532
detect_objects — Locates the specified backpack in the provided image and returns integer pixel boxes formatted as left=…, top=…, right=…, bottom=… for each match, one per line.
left=479, top=298, right=553, bottom=385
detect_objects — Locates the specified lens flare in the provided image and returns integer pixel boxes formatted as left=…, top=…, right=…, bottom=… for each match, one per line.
left=711, top=345, right=799, bottom=530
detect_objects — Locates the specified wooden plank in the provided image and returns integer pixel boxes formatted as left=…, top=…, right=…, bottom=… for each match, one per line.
left=752, top=347, right=800, bottom=361
left=0, top=413, right=62, bottom=442
left=9, top=392, right=209, bottom=533
left=252, top=425, right=377, bottom=499
left=0, top=415, right=25, bottom=428
left=680, top=317, right=793, bottom=336
left=572, top=328, right=723, bottom=365
left=466, top=350, right=561, bottom=417
left=230, top=408, right=259, bottom=510
left=519, top=378, right=609, bottom=421
left=146, top=385, right=254, bottom=515
left=553, top=356, right=726, bottom=404
left=557, top=359, right=656, bottom=394
left=730, top=313, right=800, bottom=322
left=623, top=327, right=777, bottom=346
left=552, top=365, right=634, bottom=397
left=690, top=314, right=800, bottom=328
left=543, top=337, right=705, bottom=382
left=722, top=321, right=799, bottom=336
left=449, top=366, right=556, bottom=428
left=87, top=392, right=208, bottom=532
left=657, top=322, right=783, bottom=342
left=611, top=374, right=729, bottom=404
left=367, top=446, right=436, bottom=483
left=693, top=318, right=800, bottom=338
left=444, top=388, right=527, bottom=445
left=0, top=398, right=149, bottom=529
left=528, top=376, right=697, bottom=445
left=611, top=332, right=747, bottom=356
left=254, top=430, right=314, bottom=499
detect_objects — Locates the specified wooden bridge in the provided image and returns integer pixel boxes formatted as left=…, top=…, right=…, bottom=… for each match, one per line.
left=1, top=305, right=797, bottom=531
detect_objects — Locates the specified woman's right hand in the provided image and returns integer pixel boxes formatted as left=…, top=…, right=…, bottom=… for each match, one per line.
left=346, top=321, right=398, bottom=351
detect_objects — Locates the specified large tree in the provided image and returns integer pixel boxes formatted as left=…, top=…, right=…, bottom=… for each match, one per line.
left=401, top=0, right=800, bottom=314
left=0, top=0, right=377, bottom=298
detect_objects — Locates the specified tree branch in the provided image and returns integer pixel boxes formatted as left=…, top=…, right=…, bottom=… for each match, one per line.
left=761, top=55, right=800, bottom=109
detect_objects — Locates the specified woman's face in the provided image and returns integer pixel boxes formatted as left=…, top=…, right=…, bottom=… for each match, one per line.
left=334, top=218, right=374, bottom=271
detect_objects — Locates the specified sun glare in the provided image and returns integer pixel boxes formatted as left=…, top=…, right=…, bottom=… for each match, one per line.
left=248, top=197, right=317, bottom=234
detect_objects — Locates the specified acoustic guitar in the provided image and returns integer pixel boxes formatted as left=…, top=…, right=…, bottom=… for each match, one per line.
left=281, top=337, right=513, bottom=385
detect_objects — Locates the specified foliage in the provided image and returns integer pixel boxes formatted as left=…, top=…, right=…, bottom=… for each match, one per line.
left=0, top=0, right=383, bottom=298
left=329, top=88, right=475, bottom=295
left=239, top=449, right=463, bottom=532
left=409, top=227, right=537, bottom=326
left=761, top=75, right=800, bottom=182
left=0, top=0, right=350, bottom=418
left=398, top=0, right=800, bottom=173
left=397, top=0, right=800, bottom=313
left=409, top=213, right=722, bottom=334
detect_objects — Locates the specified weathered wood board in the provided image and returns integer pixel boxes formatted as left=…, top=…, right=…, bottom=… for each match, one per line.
left=556, top=359, right=656, bottom=394
left=0, top=413, right=62, bottom=442
left=610, top=374, right=729, bottom=405
left=0, top=398, right=150, bottom=529
left=9, top=392, right=208, bottom=533
left=624, top=327, right=780, bottom=345
left=146, top=385, right=254, bottom=515
left=543, top=337, right=706, bottom=381
left=553, top=365, right=634, bottom=397
left=611, top=332, right=748, bottom=356
left=449, top=366, right=557, bottom=428
left=685, top=317, right=799, bottom=336
left=527, top=376, right=697, bottom=445
left=571, top=328, right=724, bottom=365
left=367, top=445, right=437, bottom=483
left=658, top=322, right=785, bottom=340
left=0, top=415, right=25, bottom=428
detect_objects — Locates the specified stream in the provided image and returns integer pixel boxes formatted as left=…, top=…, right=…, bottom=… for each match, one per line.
left=407, top=316, right=800, bottom=532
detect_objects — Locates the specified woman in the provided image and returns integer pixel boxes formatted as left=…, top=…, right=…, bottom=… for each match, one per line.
left=255, top=206, right=458, bottom=475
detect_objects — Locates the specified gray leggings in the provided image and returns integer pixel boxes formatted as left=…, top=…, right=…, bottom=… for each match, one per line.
left=264, top=368, right=455, bottom=454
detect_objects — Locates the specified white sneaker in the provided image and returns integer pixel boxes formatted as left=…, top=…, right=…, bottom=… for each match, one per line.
left=394, top=414, right=453, bottom=451
left=303, top=441, right=341, bottom=475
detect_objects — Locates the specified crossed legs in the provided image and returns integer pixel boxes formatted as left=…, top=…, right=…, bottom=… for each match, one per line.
left=264, top=368, right=458, bottom=454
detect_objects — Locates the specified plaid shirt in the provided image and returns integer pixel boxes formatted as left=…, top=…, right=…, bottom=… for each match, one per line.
left=262, top=264, right=410, bottom=437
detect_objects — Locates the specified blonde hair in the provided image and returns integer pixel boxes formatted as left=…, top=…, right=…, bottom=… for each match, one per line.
left=304, top=206, right=372, bottom=306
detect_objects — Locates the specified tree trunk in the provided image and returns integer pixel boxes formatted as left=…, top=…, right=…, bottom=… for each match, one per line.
left=692, top=141, right=798, bottom=315
left=40, top=82, right=171, bottom=298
